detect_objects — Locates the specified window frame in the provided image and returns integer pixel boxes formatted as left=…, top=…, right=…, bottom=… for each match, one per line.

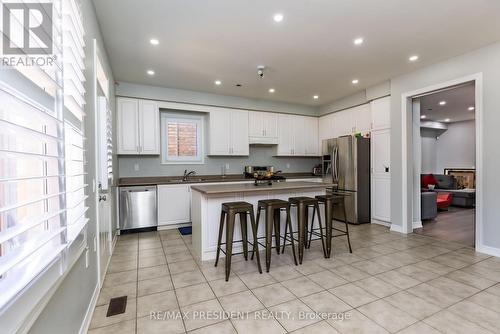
left=160, top=112, right=204, bottom=165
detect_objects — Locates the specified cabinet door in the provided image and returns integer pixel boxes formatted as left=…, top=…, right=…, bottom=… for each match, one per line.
left=139, top=100, right=160, bottom=154
left=335, top=110, right=352, bottom=136
left=353, top=104, right=371, bottom=133
left=209, top=110, right=231, bottom=155
left=371, top=129, right=391, bottom=174
left=248, top=111, right=263, bottom=138
left=117, top=98, right=139, bottom=154
left=277, top=114, right=293, bottom=155
left=371, top=129, right=391, bottom=223
left=230, top=110, right=249, bottom=155
left=372, top=177, right=391, bottom=222
left=305, top=117, right=319, bottom=156
left=371, top=96, right=391, bottom=130
left=262, top=112, right=278, bottom=139
left=292, top=116, right=306, bottom=156
left=157, top=185, right=191, bottom=225
left=319, top=113, right=334, bottom=142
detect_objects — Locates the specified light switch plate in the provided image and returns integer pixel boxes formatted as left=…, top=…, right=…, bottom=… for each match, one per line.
left=225, top=164, right=230, bottom=170
left=286, top=163, right=290, bottom=169
left=134, top=163, right=140, bottom=171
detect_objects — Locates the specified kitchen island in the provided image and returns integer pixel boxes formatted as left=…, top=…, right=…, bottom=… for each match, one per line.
left=190, top=181, right=333, bottom=261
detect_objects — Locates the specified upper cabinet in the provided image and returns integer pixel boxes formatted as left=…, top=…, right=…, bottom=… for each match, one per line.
left=319, top=103, right=372, bottom=141
left=248, top=111, right=278, bottom=144
left=117, top=97, right=160, bottom=155
left=370, top=96, right=391, bottom=130
left=209, top=109, right=249, bottom=156
left=277, top=114, right=319, bottom=156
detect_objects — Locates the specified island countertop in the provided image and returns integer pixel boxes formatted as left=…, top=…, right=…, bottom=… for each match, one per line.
left=191, top=181, right=334, bottom=195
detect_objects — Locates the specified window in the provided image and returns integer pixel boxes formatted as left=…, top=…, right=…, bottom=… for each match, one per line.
left=161, top=113, right=204, bottom=163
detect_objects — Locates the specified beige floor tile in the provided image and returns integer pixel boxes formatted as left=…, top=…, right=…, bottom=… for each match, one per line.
left=332, top=265, right=371, bottom=282
left=219, top=290, right=265, bottom=313
left=430, top=253, right=471, bottom=269
left=426, top=276, right=480, bottom=299
left=406, top=283, right=463, bottom=308
left=301, top=290, right=351, bottom=314
left=352, top=260, right=393, bottom=275
left=329, top=283, right=378, bottom=308
left=87, top=319, right=136, bottom=334
left=172, top=269, right=206, bottom=288
left=231, top=310, right=286, bottom=334
left=137, top=290, right=178, bottom=317
left=238, top=272, right=277, bottom=289
left=333, top=253, right=364, bottom=264
left=176, top=282, right=216, bottom=307
left=327, top=309, right=389, bottom=334
left=384, top=291, right=441, bottom=320
left=291, top=320, right=340, bottom=334
left=448, top=300, right=500, bottom=333
left=138, top=255, right=167, bottom=268
left=268, top=299, right=319, bottom=332
left=358, top=299, right=418, bottom=333
left=467, top=291, right=500, bottom=313
left=281, top=276, right=324, bottom=298
left=295, top=261, right=326, bottom=275
left=168, top=259, right=199, bottom=275
left=164, top=244, right=190, bottom=255
left=167, top=250, right=195, bottom=263
left=446, top=270, right=496, bottom=290
left=405, top=245, right=450, bottom=259
left=485, top=283, right=500, bottom=297
left=252, top=283, right=296, bottom=307
left=396, top=321, right=442, bottom=334
left=228, top=258, right=261, bottom=275
left=138, top=242, right=163, bottom=251
left=208, top=276, right=248, bottom=297
left=354, top=277, right=400, bottom=298
left=108, top=259, right=138, bottom=273
left=395, top=265, right=440, bottom=282
left=97, top=282, right=137, bottom=306
left=103, top=270, right=137, bottom=288
left=268, top=265, right=303, bottom=281
left=181, top=299, right=225, bottom=331
left=312, top=257, right=347, bottom=270
left=414, top=260, right=455, bottom=275
left=137, top=314, right=184, bottom=334
left=90, top=299, right=137, bottom=329
left=138, top=264, right=169, bottom=281
left=188, top=320, right=236, bottom=334
left=423, top=310, right=492, bottom=334
left=353, top=247, right=383, bottom=260
left=138, top=247, right=165, bottom=258
left=307, top=270, right=348, bottom=289
left=138, top=276, right=173, bottom=297
left=375, top=270, right=421, bottom=289
left=200, top=265, right=227, bottom=281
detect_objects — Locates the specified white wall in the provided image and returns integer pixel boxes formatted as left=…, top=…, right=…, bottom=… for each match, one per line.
left=436, top=120, right=475, bottom=172
left=421, top=130, right=437, bottom=174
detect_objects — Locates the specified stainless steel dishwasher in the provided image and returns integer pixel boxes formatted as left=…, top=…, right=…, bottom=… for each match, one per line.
left=119, top=186, right=157, bottom=231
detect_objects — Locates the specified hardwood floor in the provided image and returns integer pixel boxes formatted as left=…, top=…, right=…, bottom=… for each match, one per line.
left=414, top=206, right=475, bottom=247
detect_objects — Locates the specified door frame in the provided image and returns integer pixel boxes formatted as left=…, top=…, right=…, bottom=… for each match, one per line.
left=399, top=73, right=483, bottom=251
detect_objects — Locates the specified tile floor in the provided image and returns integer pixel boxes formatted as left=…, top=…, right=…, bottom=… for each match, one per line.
left=88, top=223, right=500, bottom=334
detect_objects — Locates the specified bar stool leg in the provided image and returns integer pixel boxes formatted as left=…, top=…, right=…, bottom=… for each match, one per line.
left=307, top=205, right=315, bottom=248
left=343, top=199, right=353, bottom=253
left=215, top=210, right=225, bottom=267
left=286, top=206, right=298, bottom=266
left=315, top=202, right=327, bottom=257
left=225, top=212, right=235, bottom=281
left=273, top=209, right=281, bottom=254
left=297, top=204, right=306, bottom=264
left=325, top=201, right=333, bottom=258
left=281, top=206, right=289, bottom=254
left=251, top=206, right=262, bottom=261
left=240, top=212, right=248, bottom=261
left=248, top=208, right=262, bottom=274
left=265, top=207, right=273, bottom=272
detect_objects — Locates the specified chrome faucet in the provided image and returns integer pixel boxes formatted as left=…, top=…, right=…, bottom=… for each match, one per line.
left=183, top=169, right=196, bottom=181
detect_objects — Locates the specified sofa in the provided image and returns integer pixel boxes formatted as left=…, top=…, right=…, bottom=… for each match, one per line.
left=421, top=192, right=438, bottom=220
left=421, top=174, right=475, bottom=207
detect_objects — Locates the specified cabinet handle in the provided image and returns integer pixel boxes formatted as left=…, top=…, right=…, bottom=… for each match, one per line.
left=137, top=145, right=140, bottom=153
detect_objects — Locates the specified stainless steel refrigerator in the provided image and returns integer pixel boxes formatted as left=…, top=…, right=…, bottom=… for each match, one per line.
left=322, top=136, right=370, bottom=224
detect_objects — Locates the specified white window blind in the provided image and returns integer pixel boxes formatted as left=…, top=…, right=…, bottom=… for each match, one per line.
left=161, top=113, right=203, bottom=163
left=97, top=97, right=113, bottom=190
left=62, top=0, right=86, bottom=120
left=0, top=82, right=67, bottom=309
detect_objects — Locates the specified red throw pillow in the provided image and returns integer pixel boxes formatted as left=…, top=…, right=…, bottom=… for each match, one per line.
left=422, top=174, right=438, bottom=188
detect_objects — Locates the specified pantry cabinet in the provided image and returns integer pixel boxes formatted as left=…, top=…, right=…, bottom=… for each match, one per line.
left=117, top=97, right=160, bottom=155
left=209, top=109, right=249, bottom=155
left=248, top=111, right=278, bottom=144
left=371, top=96, right=391, bottom=130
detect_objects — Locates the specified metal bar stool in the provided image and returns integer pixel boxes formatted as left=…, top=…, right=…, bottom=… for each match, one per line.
left=215, top=201, right=262, bottom=281
left=251, top=199, right=298, bottom=271
left=315, top=192, right=353, bottom=258
left=282, top=197, right=325, bottom=264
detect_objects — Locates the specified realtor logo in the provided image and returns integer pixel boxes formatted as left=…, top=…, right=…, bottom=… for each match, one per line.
left=2, top=2, right=53, bottom=55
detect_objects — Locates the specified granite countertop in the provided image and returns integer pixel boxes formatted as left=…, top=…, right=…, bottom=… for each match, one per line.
left=118, top=173, right=322, bottom=186
left=191, top=181, right=333, bottom=195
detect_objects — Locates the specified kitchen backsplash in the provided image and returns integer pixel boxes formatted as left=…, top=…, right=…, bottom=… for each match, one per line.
left=118, top=146, right=320, bottom=177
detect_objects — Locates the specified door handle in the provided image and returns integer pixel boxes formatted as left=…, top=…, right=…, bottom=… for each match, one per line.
left=99, top=194, right=107, bottom=202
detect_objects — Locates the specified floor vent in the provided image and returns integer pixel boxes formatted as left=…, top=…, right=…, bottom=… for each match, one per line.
left=106, top=296, right=128, bottom=317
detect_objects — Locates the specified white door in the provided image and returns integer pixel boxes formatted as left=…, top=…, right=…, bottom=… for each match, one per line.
left=292, top=116, right=306, bottom=156
left=371, top=129, right=391, bottom=223
left=139, top=100, right=160, bottom=154
left=209, top=110, right=231, bottom=155
left=117, top=98, right=139, bottom=154
left=230, top=110, right=249, bottom=155
left=277, top=114, right=293, bottom=155
left=158, top=185, right=191, bottom=225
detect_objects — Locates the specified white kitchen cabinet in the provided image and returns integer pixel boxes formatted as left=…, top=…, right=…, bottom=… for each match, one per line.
left=277, top=114, right=294, bottom=155
left=371, top=96, right=391, bottom=130
left=305, top=116, right=320, bottom=156
left=352, top=104, right=371, bottom=134
left=248, top=111, right=278, bottom=144
left=372, top=177, right=391, bottom=223
left=292, top=116, right=306, bottom=156
left=277, top=114, right=318, bottom=156
left=117, top=97, right=160, bottom=155
left=158, top=184, right=191, bottom=226
left=318, top=112, right=335, bottom=145
left=209, top=109, right=249, bottom=155
left=371, top=129, right=391, bottom=223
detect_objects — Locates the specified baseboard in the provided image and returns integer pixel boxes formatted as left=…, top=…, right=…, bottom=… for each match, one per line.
left=412, top=220, right=423, bottom=229
left=371, top=219, right=391, bottom=227
left=390, top=224, right=404, bottom=233
left=476, top=244, right=500, bottom=258
left=79, top=284, right=99, bottom=334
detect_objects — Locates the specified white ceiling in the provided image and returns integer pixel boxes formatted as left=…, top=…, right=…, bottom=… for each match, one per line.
left=419, top=83, right=475, bottom=123
left=93, top=0, right=500, bottom=106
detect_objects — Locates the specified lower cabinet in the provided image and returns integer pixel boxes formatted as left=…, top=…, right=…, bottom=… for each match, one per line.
left=157, top=184, right=191, bottom=226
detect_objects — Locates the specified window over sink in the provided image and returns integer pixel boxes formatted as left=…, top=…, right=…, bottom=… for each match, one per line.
left=161, top=112, right=204, bottom=164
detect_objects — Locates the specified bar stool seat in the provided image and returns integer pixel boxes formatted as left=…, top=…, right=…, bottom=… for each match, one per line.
left=215, top=201, right=262, bottom=281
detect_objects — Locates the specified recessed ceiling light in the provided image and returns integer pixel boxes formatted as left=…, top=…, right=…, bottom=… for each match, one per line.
left=420, top=115, right=427, bottom=119
left=352, top=79, right=359, bottom=84
left=353, top=37, right=364, bottom=45
left=214, top=80, right=222, bottom=86
left=444, top=118, right=451, bottom=122
left=273, top=13, right=284, bottom=22
left=268, top=88, right=275, bottom=93
left=439, top=101, right=446, bottom=106
left=409, top=55, right=419, bottom=62
left=147, top=70, right=155, bottom=76
left=150, top=38, right=159, bottom=45
left=313, top=95, right=319, bottom=100
left=468, top=106, right=475, bottom=111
